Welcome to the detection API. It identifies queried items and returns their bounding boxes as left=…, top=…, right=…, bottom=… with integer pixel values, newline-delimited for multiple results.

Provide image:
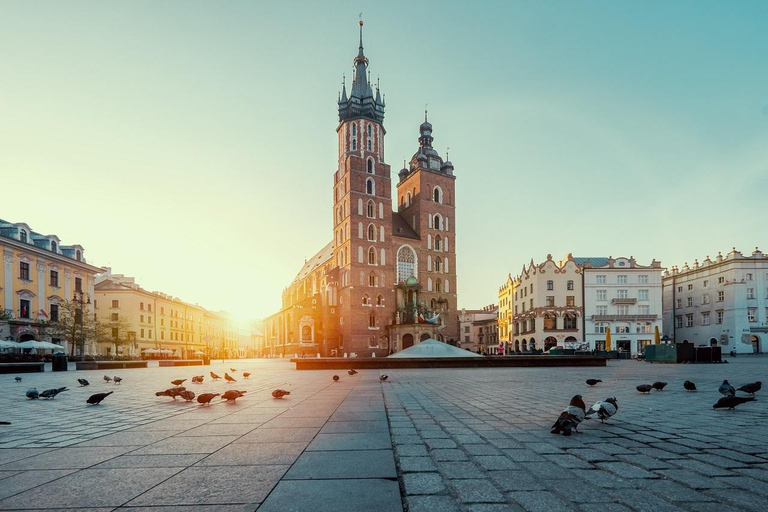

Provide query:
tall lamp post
left=72, top=290, right=91, bottom=361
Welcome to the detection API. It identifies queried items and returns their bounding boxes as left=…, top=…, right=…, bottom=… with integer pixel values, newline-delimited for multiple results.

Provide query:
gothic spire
left=338, top=19, right=385, bottom=124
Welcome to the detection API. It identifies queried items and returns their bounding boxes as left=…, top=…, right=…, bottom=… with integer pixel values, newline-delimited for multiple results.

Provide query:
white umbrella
left=0, top=340, right=17, bottom=349
left=143, top=348, right=159, bottom=354
left=34, top=341, right=65, bottom=350
left=15, top=340, right=63, bottom=350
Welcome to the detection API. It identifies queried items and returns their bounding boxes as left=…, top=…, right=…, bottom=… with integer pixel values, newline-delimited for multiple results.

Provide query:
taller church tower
left=332, top=21, right=395, bottom=356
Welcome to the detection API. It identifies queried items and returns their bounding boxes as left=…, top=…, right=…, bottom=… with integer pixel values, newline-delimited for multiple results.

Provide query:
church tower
left=332, top=21, right=394, bottom=356
left=396, top=113, right=459, bottom=344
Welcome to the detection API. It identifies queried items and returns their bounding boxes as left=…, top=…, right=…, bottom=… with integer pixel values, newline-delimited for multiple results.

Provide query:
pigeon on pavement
left=155, top=386, right=186, bottom=400
left=26, top=388, right=39, bottom=399
left=113, top=376, right=122, bottom=384
left=40, top=387, right=68, bottom=399
left=221, top=390, right=246, bottom=402
left=736, top=381, right=762, bottom=395
left=197, top=393, right=220, bottom=405
left=15, top=377, right=22, bottom=383
left=713, top=396, right=756, bottom=410
left=333, top=375, right=340, bottom=381
left=224, top=373, right=237, bottom=383
left=243, top=372, right=251, bottom=379
left=636, top=384, right=653, bottom=394
left=191, top=375, right=204, bottom=384
left=179, top=390, right=195, bottom=402
left=684, top=380, right=697, bottom=391
left=551, top=394, right=587, bottom=436
left=652, top=381, right=668, bottom=391
left=210, top=372, right=222, bottom=380
left=719, top=380, right=736, bottom=396
left=230, top=368, right=237, bottom=372
left=170, top=379, right=186, bottom=386
left=272, top=389, right=291, bottom=399
left=348, top=369, right=358, bottom=376
left=380, top=374, right=389, bottom=381
left=87, top=391, right=113, bottom=405
left=103, top=375, right=112, bottom=383
left=586, top=379, right=602, bottom=386
left=77, top=378, right=89, bottom=387
left=586, top=397, right=619, bottom=423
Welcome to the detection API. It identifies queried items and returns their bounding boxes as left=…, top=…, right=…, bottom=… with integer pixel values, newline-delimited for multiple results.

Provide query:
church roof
left=571, top=257, right=610, bottom=267
left=391, top=213, right=420, bottom=240
left=291, top=240, right=335, bottom=285
left=389, top=338, right=482, bottom=358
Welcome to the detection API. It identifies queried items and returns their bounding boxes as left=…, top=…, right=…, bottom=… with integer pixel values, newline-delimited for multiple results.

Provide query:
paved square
left=1, top=357, right=767, bottom=511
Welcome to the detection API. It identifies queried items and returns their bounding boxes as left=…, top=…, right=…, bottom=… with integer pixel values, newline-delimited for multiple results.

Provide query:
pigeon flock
left=549, top=375, right=762, bottom=437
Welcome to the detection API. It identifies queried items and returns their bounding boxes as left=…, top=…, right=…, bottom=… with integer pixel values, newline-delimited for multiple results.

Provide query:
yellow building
left=1, top=218, right=101, bottom=355
left=498, top=274, right=515, bottom=352
left=94, top=268, right=214, bottom=358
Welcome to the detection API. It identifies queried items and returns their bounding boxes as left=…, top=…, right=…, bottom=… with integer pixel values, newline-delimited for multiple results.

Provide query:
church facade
left=263, top=22, right=459, bottom=357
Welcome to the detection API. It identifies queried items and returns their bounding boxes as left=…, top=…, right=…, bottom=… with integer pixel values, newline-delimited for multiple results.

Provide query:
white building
left=662, top=247, right=768, bottom=354
left=510, top=254, right=590, bottom=353
left=458, top=305, right=497, bottom=353
left=583, top=257, right=664, bottom=356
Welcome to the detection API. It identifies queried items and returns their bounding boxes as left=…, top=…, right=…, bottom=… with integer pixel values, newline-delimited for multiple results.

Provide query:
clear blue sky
left=2, top=1, right=767, bottom=321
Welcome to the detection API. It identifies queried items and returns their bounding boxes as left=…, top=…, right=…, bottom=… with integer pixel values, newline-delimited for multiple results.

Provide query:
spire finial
left=425, top=104, right=428, bottom=122
left=358, top=14, right=364, bottom=51
left=446, top=147, right=450, bottom=160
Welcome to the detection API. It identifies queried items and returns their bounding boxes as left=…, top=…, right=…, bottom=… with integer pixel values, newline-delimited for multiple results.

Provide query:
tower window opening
left=367, top=158, right=374, bottom=173
left=366, top=178, right=375, bottom=195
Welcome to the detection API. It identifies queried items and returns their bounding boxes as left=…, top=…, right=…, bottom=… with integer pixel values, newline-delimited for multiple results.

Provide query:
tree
left=45, top=300, right=98, bottom=357
left=96, top=314, right=134, bottom=356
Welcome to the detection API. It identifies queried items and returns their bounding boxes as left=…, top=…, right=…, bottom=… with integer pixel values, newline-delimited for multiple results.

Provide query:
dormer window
left=20, top=229, right=27, bottom=243
left=76, top=250, right=82, bottom=261
left=51, top=241, right=57, bottom=253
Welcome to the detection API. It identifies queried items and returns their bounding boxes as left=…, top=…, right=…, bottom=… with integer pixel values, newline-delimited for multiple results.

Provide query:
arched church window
left=367, top=139, right=372, bottom=151
left=362, top=294, right=370, bottom=306
left=433, top=186, right=443, bottom=204
left=376, top=294, right=383, bottom=306
left=434, top=214, right=442, bottom=230
left=369, top=311, right=377, bottom=328
left=367, top=224, right=376, bottom=241
left=435, top=257, right=442, bottom=272
left=434, top=235, right=442, bottom=251
left=435, top=279, right=442, bottom=293
left=367, top=124, right=372, bottom=138
left=368, top=247, right=377, bottom=265
left=366, top=200, right=375, bottom=218
left=406, top=192, right=412, bottom=207
left=352, top=124, right=357, bottom=136
left=369, top=272, right=377, bottom=287
left=366, top=178, right=375, bottom=196
left=396, top=245, right=417, bottom=283
left=367, top=158, right=374, bottom=174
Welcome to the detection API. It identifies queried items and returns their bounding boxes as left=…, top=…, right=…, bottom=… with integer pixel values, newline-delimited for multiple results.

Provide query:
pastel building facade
left=662, top=248, right=768, bottom=354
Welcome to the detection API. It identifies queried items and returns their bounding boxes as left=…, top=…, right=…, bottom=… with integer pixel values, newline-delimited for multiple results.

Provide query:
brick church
left=264, top=22, right=459, bottom=357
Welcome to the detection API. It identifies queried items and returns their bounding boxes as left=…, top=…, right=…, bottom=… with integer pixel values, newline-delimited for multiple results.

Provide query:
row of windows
left=592, top=322, right=655, bottom=334
left=595, top=289, right=651, bottom=301
left=349, top=122, right=375, bottom=153
left=546, top=280, right=575, bottom=291
left=16, top=264, right=81, bottom=292
left=594, top=305, right=652, bottom=315
left=594, top=274, right=649, bottom=285
left=401, top=186, right=448, bottom=208
left=676, top=273, right=768, bottom=293
left=676, top=308, right=768, bottom=327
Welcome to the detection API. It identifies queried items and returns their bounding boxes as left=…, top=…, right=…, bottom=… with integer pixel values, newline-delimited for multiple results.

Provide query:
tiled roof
left=291, top=240, right=335, bottom=285
left=392, top=213, right=420, bottom=240
left=572, top=257, right=610, bottom=267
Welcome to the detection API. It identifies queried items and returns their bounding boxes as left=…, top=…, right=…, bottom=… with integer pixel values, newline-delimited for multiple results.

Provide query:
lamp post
left=72, top=291, right=90, bottom=361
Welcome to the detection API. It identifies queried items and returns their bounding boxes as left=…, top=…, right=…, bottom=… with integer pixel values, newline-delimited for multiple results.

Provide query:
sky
left=2, top=1, right=767, bottom=323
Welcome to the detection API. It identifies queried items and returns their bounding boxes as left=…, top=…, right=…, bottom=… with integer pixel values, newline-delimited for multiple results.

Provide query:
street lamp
left=72, top=291, right=91, bottom=361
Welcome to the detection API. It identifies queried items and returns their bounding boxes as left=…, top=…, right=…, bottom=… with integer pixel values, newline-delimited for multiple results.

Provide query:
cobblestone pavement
left=0, top=357, right=766, bottom=511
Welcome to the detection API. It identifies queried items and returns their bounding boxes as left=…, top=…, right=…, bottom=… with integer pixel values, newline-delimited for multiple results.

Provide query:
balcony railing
left=611, top=298, right=637, bottom=305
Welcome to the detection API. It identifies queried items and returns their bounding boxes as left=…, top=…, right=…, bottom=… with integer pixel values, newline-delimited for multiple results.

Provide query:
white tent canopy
left=15, top=340, right=65, bottom=350
left=142, top=348, right=160, bottom=354
left=0, top=340, right=17, bottom=349
left=389, top=338, right=483, bottom=358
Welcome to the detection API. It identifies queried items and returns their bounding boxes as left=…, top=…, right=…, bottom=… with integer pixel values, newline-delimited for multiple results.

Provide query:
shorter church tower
left=396, top=113, right=458, bottom=344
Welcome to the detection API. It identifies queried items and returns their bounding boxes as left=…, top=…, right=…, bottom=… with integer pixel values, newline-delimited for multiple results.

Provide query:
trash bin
left=52, top=352, right=68, bottom=372
left=203, top=356, right=211, bottom=365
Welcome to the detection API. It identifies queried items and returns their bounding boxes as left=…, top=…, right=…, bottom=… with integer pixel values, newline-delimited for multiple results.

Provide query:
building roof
left=571, top=257, right=610, bottom=267
left=391, top=213, right=420, bottom=240
left=389, top=338, right=482, bottom=358
left=291, top=240, right=335, bottom=285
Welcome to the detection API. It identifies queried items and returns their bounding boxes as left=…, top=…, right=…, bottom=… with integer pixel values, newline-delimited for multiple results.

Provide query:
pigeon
left=652, top=381, right=668, bottom=391
left=0, top=422, right=10, bottom=425
left=77, top=378, right=90, bottom=387
left=191, top=375, right=204, bottom=384
left=224, top=373, right=237, bottom=383
left=230, top=368, right=238, bottom=372
left=113, top=376, right=122, bottom=384
left=586, top=379, right=602, bottom=386
left=210, top=371, right=222, bottom=380
left=551, top=394, right=587, bottom=436
left=586, top=397, right=619, bottom=423
left=87, top=391, right=113, bottom=405
left=272, top=389, right=291, bottom=399
left=243, top=372, right=251, bottom=379
left=713, top=396, right=756, bottom=410
left=683, top=380, right=697, bottom=391
left=103, top=375, right=112, bottom=383
left=197, top=393, right=220, bottom=405
left=170, top=379, right=186, bottom=386
left=179, top=390, right=196, bottom=402
left=221, top=390, right=246, bottom=402
left=719, top=380, right=736, bottom=396
left=155, top=386, right=187, bottom=399
left=26, top=388, right=39, bottom=399
left=40, top=387, right=68, bottom=399
left=380, top=374, right=389, bottom=381
left=348, top=369, right=358, bottom=376
left=15, top=377, right=22, bottom=382
left=736, top=381, right=762, bottom=395
left=636, top=384, right=653, bottom=394
left=333, top=375, right=340, bottom=382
